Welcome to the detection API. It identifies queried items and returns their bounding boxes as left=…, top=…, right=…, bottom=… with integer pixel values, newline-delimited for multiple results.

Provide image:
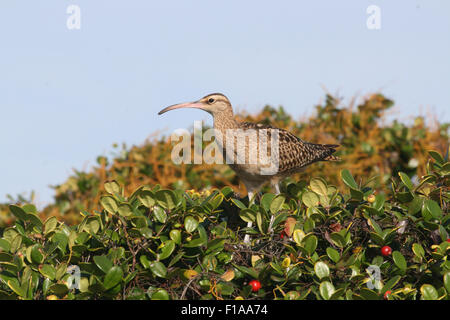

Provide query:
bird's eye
left=208, top=98, right=215, bottom=104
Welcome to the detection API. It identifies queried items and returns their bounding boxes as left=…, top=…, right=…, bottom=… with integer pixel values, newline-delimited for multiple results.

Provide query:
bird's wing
left=239, top=121, right=339, bottom=174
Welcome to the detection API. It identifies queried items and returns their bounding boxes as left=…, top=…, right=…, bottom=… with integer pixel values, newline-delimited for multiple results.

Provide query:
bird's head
left=158, top=93, right=233, bottom=117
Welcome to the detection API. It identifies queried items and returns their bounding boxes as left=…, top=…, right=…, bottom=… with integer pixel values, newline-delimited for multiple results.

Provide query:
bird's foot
left=243, top=234, right=251, bottom=245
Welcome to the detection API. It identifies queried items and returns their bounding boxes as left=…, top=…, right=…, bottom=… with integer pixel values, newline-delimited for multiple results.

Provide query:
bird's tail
left=323, top=153, right=341, bottom=161
left=322, top=144, right=341, bottom=161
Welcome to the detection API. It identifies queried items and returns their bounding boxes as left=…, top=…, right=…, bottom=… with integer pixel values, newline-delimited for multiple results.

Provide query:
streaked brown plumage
left=158, top=93, right=340, bottom=243
left=238, top=121, right=340, bottom=175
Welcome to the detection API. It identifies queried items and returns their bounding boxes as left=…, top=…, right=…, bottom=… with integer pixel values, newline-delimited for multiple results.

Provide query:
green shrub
left=0, top=150, right=448, bottom=300
left=2, top=93, right=445, bottom=227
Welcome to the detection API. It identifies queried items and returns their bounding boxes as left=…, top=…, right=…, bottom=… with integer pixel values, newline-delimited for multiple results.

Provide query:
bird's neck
left=212, top=110, right=238, bottom=163
left=213, top=110, right=238, bottom=131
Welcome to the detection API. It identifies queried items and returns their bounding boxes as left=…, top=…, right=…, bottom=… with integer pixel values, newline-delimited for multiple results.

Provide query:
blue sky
left=0, top=0, right=449, bottom=206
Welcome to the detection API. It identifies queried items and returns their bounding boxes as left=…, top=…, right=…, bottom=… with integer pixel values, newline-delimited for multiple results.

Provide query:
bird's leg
left=243, top=191, right=255, bottom=245
left=274, top=183, right=281, bottom=195
left=268, top=183, right=280, bottom=233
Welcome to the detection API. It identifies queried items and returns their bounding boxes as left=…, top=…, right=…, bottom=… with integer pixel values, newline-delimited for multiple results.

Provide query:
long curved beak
left=158, top=101, right=205, bottom=115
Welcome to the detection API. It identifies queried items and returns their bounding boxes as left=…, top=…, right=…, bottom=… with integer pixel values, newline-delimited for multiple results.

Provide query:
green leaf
left=341, top=169, right=359, bottom=190
left=79, top=278, right=90, bottom=293
left=153, top=206, right=167, bottom=223
left=329, top=288, right=345, bottom=300
left=293, top=229, right=306, bottom=245
left=304, top=235, right=318, bottom=255
left=398, top=172, right=413, bottom=190
left=158, top=240, right=175, bottom=260
left=349, top=188, right=364, bottom=201
left=184, top=216, right=199, bottom=233
left=7, top=279, right=26, bottom=298
left=169, top=229, right=181, bottom=245
left=30, top=244, right=44, bottom=264
left=9, top=205, right=27, bottom=221
left=270, top=195, right=285, bottom=214
left=231, top=198, right=247, bottom=210
left=52, top=232, right=68, bottom=254
left=444, top=272, right=450, bottom=293
left=39, top=264, right=56, bottom=281
left=319, top=281, right=335, bottom=300
left=310, top=178, right=328, bottom=196
left=423, top=199, right=442, bottom=219
left=138, top=190, right=156, bottom=208
left=84, top=217, right=100, bottom=234
left=118, top=204, right=133, bottom=217
left=372, top=194, right=385, bottom=211
left=392, top=251, right=407, bottom=272
left=359, top=288, right=380, bottom=300
left=412, top=243, right=425, bottom=260
left=151, top=288, right=170, bottom=300
left=239, top=209, right=255, bottom=223
left=232, top=264, right=258, bottom=279
left=26, top=213, right=42, bottom=228
left=139, top=227, right=153, bottom=238
left=183, top=225, right=207, bottom=248
left=260, top=193, right=275, bottom=212
left=256, top=211, right=264, bottom=234
left=43, top=217, right=58, bottom=235
left=441, top=162, right=450, bottom=175
left=0, top=252, right=13, bottom=262
left=420, top=284, right=438, bottom=300
left=0, top=239, right=11, bottom=252
left=270, top=262, right=283, bottom=276
left=55, top=263, right=68, bottom=281
left=104, top=266, right=123, bottom=290
left=140, top=255, right=151, bottom=269
left=206, top=239, right=225, bottom=255
left=438, top=225, right=448, bottom=242
left=150, top=261, right=167, bottom=278
left=49, top=283, right=69, bottom=296
left=22, top=204, right=37, bottom=214
left=220, top=186, right=234, bottom=198
left=93, top=255, right=113, bottom=274
left=326, top=247, right=340, bottom=263
left=330, top=232, right=346, bottom=248
left=100, top=196, right=118, bottom=215
left=104, top=180, right=121, bottom=195
left=314, top=261, right=330, bottom=280
left=396, top=192, right=414, bottom=203
left=367, top=218, right=383, bottom=235
left=131, top=216, right=147, bottom=228
left=381, top=275, right=401, bottom=294
left=302, top=191, right=319, bottom=208
left=408, top=196, right=423, bottom=215
left=9, top=234, right=22, bottom=253
left=168, top=251, right=184, bottom=267
left=155, top=190, right=177, bottom=210
left=428, top=150, right=444, bottom=164
left=208, top=193, right=224, bottom=210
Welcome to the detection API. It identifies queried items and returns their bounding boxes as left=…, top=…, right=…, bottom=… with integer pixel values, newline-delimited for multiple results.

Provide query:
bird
left=158, top=93, right=340, bottom=244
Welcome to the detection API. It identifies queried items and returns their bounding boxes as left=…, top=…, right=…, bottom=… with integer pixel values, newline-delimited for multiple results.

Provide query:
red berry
left=384, top=290, right=392, bottom=300
left=280, top=232, right=285, bottom=239
left=249, top=280, right=261, bottom=292
left=381, top=246, right=392, bottom=256
left=446, top=239, right=450, bottom=243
